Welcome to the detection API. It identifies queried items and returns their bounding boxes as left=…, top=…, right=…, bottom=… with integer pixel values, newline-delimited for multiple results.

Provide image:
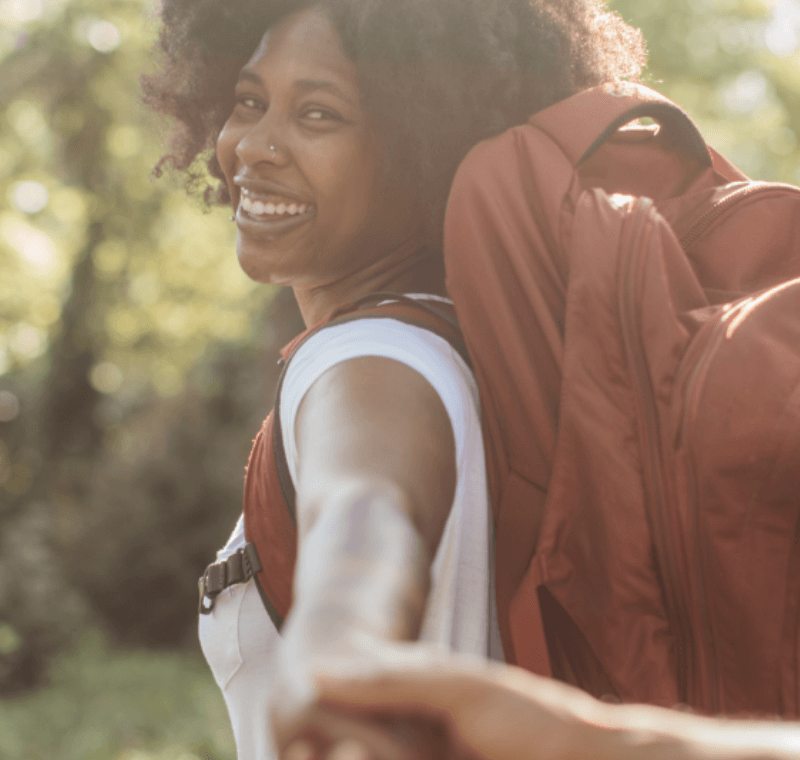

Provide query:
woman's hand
left=278, top=703, right=454, bottom=760
left=272, top=600, right=459, bottom=760
left=271, top=355, right=459, bottom=759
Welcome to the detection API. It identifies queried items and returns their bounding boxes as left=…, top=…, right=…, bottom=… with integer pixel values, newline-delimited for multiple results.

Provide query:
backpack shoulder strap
left=245, top=294, right=467, bottom=628
left=529, top=83, right=712, bottom=169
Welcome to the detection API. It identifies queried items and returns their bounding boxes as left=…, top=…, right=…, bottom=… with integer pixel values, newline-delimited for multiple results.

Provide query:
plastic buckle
left=198, top=572, right=216, bottom=615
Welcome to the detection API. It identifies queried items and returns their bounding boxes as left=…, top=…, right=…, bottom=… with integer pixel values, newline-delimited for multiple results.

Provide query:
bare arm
left=294, top=355, right=456, bottom=551
left=271, top=355, right=457, bottom=755
left=318, top=656, right=800, bottom=760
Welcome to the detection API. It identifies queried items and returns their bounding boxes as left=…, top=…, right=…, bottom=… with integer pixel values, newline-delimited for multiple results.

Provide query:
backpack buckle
left=198, top=561, right=225, bottom=614
left=198, top=543, right=263, bottom=615
left=198, top=577, right=215, bottom=614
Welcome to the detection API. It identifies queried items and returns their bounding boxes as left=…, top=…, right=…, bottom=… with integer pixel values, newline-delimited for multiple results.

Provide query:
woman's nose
left=235, top=112, right=289, bottom=168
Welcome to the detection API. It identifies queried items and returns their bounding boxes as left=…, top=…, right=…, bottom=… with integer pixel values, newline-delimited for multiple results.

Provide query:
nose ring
left=269, top=144, right=277, bottom=160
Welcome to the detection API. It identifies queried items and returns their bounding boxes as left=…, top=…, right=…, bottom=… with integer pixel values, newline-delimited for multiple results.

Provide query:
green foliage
left=0, top=0, right=260, bottom=383
left=0, top=0, right=298, bottom=690
left=0, top=629, right=235, bottom=760
left=58, top=291, right=301, bottom=648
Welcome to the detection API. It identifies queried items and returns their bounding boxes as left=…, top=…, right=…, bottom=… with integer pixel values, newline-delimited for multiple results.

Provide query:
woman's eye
left=302, top=107, right=340, bottom=123
left=235, top=95, right=264, bottom=111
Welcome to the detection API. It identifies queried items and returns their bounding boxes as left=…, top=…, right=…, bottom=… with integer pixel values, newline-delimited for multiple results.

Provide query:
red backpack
left=444, top=82, right=800, bottom=715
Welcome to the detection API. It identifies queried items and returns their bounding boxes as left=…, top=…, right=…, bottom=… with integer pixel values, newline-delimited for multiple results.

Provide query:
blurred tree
left=0, top=0, right=299, bottom=691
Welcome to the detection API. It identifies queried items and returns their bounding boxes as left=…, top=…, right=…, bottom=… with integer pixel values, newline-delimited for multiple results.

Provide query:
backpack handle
left=529, top=83, right=712, bottom=168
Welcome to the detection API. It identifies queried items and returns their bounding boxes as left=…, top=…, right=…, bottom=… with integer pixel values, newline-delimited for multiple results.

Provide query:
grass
left=0, top=630, right=236, bottom=760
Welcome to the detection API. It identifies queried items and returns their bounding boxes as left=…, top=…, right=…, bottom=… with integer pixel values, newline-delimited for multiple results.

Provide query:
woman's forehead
left=244, top=7, right=357, bottom=88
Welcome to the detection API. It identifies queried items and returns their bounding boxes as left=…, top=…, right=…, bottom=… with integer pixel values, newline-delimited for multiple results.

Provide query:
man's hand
left=317, top=651, right=800, bottom=760
left=315, top=654, right=591, bottom=760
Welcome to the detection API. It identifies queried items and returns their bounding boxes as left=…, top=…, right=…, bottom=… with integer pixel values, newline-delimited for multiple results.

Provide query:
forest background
left=1, top=0, right=799, bottom=758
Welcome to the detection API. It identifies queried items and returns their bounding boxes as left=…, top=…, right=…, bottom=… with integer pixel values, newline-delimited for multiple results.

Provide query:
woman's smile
left=235, top=180, right=317, bottom=240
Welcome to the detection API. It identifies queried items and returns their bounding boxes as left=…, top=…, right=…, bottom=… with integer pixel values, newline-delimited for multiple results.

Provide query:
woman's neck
left=292, top=243, right=447, bottom=327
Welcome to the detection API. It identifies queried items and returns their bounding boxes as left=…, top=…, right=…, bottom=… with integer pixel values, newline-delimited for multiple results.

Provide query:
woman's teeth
left=240, top=196, right=310, bottom=217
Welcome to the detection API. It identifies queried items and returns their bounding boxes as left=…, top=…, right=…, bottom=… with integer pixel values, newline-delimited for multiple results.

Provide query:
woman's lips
left=240, top=193, right=312, bottom=218
left=235, top=190, right=316, bottom=239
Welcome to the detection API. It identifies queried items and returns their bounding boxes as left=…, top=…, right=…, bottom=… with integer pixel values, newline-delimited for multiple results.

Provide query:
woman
left=143, top=1, right=643, bottom=758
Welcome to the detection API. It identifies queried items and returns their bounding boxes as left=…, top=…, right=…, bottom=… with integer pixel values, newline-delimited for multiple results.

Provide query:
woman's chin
left=236, top=246, right=287, bottom=285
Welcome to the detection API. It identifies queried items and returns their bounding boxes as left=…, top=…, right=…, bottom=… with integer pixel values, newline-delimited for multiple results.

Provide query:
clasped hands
left=270, top=603, right=462, bottom=760
left=269, top=605, right=598, bottom=760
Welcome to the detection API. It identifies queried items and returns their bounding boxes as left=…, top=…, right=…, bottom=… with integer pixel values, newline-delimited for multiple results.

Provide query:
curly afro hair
left=142, top=0, right=645, bottom=240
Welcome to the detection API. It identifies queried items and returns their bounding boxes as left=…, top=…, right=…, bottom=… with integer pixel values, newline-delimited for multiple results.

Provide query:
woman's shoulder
left=284, top=310, right=475, bottom=404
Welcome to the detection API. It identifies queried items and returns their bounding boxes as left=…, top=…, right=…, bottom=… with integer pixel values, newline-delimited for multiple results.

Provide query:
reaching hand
left=314, top=654, right=596, bottom=760
left=315, top=651, right=800, bottom=760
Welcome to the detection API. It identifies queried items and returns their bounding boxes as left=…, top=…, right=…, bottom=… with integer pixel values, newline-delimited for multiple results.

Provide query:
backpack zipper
left=675, top=297, right=758, bottom=712
left=680, top=182, right=800, bottom=250
left=618, top=198, right=697, bottom=705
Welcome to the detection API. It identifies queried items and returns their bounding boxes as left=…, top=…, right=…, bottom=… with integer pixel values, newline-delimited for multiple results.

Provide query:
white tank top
left=199, top=309, right=502, bottom=760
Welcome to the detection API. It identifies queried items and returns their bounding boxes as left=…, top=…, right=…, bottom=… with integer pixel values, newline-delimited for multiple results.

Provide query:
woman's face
left=217, top=7, right=421, bottom=287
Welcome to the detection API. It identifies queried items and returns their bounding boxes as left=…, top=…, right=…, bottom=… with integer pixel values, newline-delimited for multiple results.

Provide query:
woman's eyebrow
left=235, top=69, right=359, bottom=109
left=237, top=68, right=355, bottom=99
left=237, top=68, right=262, bottom=86
left=294, top=78, right=358, bottom=106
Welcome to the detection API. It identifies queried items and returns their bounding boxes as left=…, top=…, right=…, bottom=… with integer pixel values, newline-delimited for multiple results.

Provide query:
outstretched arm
left=271, top=355, right=457, bottom=758
left=318, top=654, right=800, bottom=760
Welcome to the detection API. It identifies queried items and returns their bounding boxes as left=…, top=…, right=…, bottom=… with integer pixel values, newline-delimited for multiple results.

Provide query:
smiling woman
left=141, top=2, right=645, bottom=760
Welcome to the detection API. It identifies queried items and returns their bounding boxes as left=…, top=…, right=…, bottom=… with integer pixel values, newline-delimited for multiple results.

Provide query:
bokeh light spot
left=11, top=180, right=48, bottom=213
left=50, top=187, right=86, bottom=223
left=30, top=294, right=61, bottom=326
left=154, top=362, right=183, bottom=397
left=767, top=125, right=798, bottom=155
left=92, top=239, right=128, bottom=275
left=107, top=125, right=143, bottom=158
left=1, top=216, right=58, bottom=271
left=765, top=0, right=800, bottom=57
left=8, top=323, right=46, bottom=359
left=722, top=71, right=769, bottom=115
left=0, top=390, right=21, bottom=422
left=7, top=100, right=48, bottom=144
left=107, top=310, right=145, bottom=345
left=128, top=271, right=161, bottom=306
left=0, top=0, right=44, bottom=26
left=89, top=362, right=124, bottom=394
left=87, top=19, right=120, bottom=53
left=0, top=624, right=22, bottom=655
